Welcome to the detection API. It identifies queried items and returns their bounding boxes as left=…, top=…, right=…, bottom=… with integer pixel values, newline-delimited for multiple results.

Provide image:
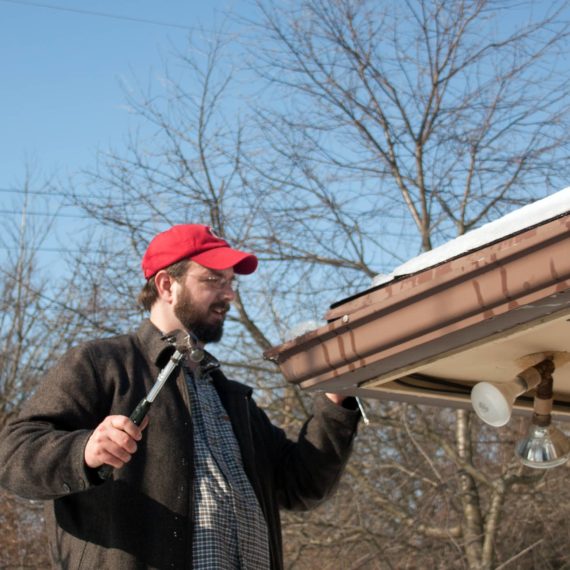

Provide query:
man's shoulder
left=66, top=321, right=152, bottom=362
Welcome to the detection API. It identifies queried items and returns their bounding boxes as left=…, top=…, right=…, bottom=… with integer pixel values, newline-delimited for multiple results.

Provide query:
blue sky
left=0, top=0, right=252, bottom=267
left=0, top=1, right=242, bottom=173
left=1, top=0, right=568, bottom=274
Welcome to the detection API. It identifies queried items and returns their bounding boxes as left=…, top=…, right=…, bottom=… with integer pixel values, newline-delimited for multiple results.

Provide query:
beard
left=173, top=284, right=228, bottom=344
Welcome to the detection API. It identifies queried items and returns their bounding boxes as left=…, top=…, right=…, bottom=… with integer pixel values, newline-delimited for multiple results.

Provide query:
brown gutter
left=264, top=214, right=570, bottom=393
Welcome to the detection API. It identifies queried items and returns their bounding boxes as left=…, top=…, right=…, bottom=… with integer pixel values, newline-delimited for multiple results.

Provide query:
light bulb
left=471, top=382, right=518, bottom=426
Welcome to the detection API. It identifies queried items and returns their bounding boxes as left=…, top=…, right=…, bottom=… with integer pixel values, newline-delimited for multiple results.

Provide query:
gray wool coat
left=0, top=320, right=360, bottom=569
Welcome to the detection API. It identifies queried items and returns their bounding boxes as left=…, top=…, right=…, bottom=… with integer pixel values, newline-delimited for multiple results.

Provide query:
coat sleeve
left=0, top=344, right=112, bottom=500
left=256, top=394, right=361, bottom=512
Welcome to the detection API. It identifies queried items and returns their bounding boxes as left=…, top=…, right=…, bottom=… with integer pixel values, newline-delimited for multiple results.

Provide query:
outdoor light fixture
left=471, top=352, right=570, bottom=469
left=514, top=356, right=570, bottom=469
left=471, top=366, right=541, bottom=427
left=515, top=423, right=570, bottom=469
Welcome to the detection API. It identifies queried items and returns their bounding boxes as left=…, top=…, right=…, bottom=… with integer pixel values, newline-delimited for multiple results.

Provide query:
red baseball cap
left=141, top=224, right=258, bottom=279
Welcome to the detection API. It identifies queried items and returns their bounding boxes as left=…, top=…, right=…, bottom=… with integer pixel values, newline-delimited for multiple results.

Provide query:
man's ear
left=154, top=270, right=177, bottom=302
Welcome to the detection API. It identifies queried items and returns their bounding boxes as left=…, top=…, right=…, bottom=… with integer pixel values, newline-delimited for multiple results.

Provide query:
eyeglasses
left=191, top=273, right=239, bottom=292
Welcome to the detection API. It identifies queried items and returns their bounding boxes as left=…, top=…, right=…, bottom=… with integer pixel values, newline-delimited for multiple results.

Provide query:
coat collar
left=135, top=319, right=177, bottom=367
left=135, top=320, right=252, bottom=399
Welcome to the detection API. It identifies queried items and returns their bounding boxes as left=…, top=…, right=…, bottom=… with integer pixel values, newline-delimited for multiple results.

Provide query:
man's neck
left=149, top=308, right=183, bottom=337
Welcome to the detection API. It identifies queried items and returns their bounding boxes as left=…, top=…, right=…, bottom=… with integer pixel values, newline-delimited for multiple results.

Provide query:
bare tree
left=279, top=402, right=570, bottom=570
left=246, top=2, right=570, bottom=568
left=0, top=178, right=89, bottom=428
left=52, top=2, right=570, bottom=569
left=251, top=0, right=570, bottom=254
left=0, top=174, right=112, bottom=568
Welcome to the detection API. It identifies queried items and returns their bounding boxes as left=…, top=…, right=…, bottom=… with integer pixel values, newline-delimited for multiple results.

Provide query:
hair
left=137, top=258, right=191, bottom=311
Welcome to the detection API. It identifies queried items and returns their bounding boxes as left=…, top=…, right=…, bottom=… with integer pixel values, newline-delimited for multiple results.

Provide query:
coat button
left=63, top=483, right=71, bottom=493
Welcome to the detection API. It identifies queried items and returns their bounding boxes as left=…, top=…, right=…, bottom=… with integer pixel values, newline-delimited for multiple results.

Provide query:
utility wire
left=0, top=245, right=108, bottom=254
left=0, top=187, right=91, bottom=198
left=0, top=0, right=200, bottom=32
left=0, top=264, right=121, bottom=335
left=0, top=209, right=154, bottom=224
left=0, top=209, right=92, bottom=219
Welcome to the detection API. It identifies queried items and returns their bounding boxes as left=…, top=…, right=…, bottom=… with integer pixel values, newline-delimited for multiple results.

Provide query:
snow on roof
left=372, top=186, right=570, bottom=287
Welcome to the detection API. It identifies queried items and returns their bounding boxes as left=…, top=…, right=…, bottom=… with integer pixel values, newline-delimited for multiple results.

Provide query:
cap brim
left=192, top=247, right=258, bottom=275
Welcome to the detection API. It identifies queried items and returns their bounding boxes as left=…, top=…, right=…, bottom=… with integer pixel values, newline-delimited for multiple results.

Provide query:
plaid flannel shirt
left=184, top=363, right=270, bottom=569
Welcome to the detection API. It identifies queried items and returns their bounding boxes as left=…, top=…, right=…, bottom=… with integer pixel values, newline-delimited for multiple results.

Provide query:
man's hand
left=325, top=393, right=346, bottom=406
left=84, top=415, right=149, bottom=469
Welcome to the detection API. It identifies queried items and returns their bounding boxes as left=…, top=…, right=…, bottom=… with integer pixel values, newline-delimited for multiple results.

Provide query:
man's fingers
left=107, top=415, right=145, bottom=442
left=139, top=415, right=150, bottom=432
left=95, top=445, right=132, bottom=469
left=85, top=415, right=148, bottom=469
left=105, top=421, right=138, bottom=454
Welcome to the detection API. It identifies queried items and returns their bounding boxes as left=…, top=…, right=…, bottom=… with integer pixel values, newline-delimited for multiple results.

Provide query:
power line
left=0, top=186, right=91, bottom=199
left=0, top=208, right=152, bottom=224
left=0, top=0, right=199, bottom=32
left=0, top=264, right=121, bottom=335
left=0, top=245, right=105, bottom=254
left=0, top=209, right=92, bottom=219
left=0, top=187, right=64, bottom=197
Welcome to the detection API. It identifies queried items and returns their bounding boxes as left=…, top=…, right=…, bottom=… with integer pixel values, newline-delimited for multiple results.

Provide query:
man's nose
left=220, top=286, right=236, bottom=302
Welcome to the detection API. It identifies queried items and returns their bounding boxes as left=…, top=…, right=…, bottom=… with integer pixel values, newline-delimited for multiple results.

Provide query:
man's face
left=173, top=263, right=236, bottom=344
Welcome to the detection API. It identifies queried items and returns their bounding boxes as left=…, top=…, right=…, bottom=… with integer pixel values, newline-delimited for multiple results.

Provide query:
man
left=0, top=224, right=360, bottom=569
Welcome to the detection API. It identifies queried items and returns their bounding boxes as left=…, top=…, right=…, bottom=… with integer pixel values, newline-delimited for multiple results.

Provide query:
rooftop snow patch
left=372, top=187, right=570, bottom=287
